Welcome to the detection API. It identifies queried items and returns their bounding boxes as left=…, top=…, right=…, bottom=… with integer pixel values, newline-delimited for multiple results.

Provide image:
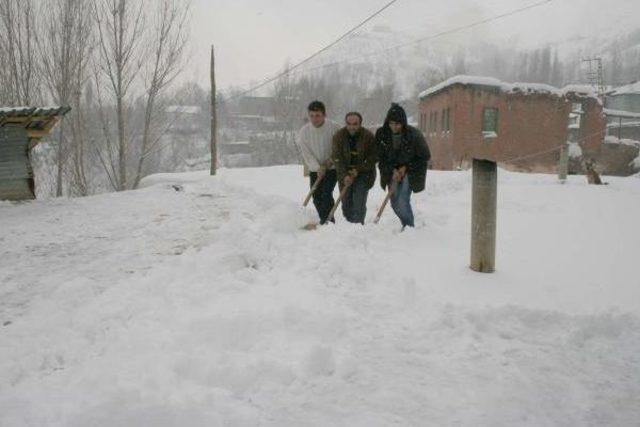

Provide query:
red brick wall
left=419, top=85, right=574, bottom=173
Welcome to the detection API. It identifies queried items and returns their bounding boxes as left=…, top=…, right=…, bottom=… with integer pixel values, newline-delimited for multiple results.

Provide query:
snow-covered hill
left=1, top=167, right=639, bottom=426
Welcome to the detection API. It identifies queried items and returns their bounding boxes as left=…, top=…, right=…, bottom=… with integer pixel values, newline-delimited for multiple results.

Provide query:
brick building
left=418, top=76, right=604, bottom=173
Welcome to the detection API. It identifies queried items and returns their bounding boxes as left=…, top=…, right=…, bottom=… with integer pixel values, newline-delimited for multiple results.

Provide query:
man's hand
left=392, top=168, right=402, bottom=182
left=398, top=165, right=407, bottom=178
left=348, top=168, right=358, bottom=178
left=344, top=175, right=354, bottom=186
left=318, top=165, right=327, bottom=177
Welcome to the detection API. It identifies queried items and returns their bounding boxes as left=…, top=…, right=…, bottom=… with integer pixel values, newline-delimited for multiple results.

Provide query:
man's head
left=345, top=112, right=363, bottom=136
left=389, top=121, right=403, bottom=135
left=307, top=100, right=326, bottom=128
left=386, top=103, right=407, bottom=134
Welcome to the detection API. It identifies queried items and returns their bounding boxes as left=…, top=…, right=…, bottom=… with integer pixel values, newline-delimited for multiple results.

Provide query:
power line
left=228, top=0, right=400, bottom=101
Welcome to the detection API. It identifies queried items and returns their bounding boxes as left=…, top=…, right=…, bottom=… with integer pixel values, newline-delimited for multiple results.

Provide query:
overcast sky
left=186, top=0, right=640, bottom=91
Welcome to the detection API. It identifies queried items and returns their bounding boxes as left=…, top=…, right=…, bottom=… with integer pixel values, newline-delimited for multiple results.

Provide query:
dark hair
left=345, top=111, right=363, bottom=124
left=385, top=103, right=407, bottom=127
left=307, top=100, right=326, bottom=115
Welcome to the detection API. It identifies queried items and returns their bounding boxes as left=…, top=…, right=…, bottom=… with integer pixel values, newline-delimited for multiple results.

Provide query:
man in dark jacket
left=332, top=112, right=377, bottom=224
left=376, top=103, right=431, bottom=229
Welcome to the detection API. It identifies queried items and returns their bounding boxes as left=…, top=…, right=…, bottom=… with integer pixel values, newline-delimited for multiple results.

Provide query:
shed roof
left=0, top=106, right=71, bottom=141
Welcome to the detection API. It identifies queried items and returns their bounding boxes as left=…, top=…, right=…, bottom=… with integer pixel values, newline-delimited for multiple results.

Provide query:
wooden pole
left=558, top=141, right=569, bottom=182
left=470, top=159, right=497, bottom=273
left=210, top=45, right=217, bottom=176
left=618, top=117, right=622, bottom=140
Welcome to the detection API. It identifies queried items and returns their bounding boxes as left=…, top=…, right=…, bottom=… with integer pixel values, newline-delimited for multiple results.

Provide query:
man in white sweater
left=297, top=100, right=341, bottom=224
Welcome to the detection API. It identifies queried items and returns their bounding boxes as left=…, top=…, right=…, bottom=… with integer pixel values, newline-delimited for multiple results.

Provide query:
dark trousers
left=309, top=169, right=337, bottom=224
left=341, top=175, right=369, bottom=224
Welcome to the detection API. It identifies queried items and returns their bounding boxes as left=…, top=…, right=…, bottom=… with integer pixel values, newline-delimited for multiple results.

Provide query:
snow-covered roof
left=0, top=106, right=71, bottom=141
left=0, top=106, right=70, bottom=116
left=0, top=106, right=29, bottom=113
left=419, top=75, right=563, bottom=99
left=603, top=108, right=640, bottom=119
left=608, top=81, right=640, bottom=96
left=561, top=84, right=600, bottom=98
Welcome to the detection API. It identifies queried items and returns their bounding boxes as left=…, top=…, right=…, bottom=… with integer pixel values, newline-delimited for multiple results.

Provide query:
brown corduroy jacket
left=331, top=127, right=378, bottom=189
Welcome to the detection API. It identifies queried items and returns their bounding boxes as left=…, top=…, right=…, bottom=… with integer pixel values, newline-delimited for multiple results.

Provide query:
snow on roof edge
left=418, top=75, right=566, bottom=99
left=608, top=81, right=640, bottom=96
left=604, top=108, right=640, bottom=119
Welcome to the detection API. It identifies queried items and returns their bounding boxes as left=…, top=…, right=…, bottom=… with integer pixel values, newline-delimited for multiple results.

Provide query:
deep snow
left=1, top=166, right=639, bottom=426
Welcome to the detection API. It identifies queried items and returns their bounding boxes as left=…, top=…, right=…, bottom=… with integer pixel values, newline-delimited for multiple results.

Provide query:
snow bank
left=419, top=75, right=563, bottom=99
left=2, top=167, right=640, bottom=426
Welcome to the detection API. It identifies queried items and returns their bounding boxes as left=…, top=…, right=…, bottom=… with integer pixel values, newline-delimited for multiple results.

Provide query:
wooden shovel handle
left=303, top=171, right=325, bottom=207
left=374, top=180, right=398, bottom=224
left=328, top=181, right=352, bottom=222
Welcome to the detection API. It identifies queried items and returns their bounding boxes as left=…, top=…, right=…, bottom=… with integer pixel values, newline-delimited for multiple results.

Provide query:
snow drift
left=1, top=166, right=639, bottom=426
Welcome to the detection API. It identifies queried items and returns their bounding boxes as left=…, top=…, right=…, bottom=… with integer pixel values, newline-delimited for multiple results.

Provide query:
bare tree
left=93, top=0, right=145, bottom=191
left=132, top=0, right=190, bottom=188
left=39, top=0, right=93, bottom=196
left=0, top=0, right=39, bottom=105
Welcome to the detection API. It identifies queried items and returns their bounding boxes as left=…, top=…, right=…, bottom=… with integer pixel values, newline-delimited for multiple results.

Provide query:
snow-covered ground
left=1, top=166, right=639, bottom=426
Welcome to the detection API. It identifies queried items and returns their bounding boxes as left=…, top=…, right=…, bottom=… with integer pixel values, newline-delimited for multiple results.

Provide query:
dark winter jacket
left=376, top=123, right=431, bottom=193
left=332, top=127, right=377, bottom=189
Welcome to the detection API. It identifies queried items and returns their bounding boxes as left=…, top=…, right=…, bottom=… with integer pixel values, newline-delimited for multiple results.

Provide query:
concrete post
left=470, top=159, right=497, bottom=273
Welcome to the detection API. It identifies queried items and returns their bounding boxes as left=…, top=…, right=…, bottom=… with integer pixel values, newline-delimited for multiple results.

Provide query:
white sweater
left=296, top=120, right=341, bottom=172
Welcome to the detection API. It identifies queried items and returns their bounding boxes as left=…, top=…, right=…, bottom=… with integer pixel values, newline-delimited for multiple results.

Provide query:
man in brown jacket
left=331, top=112, right=377, bottom=224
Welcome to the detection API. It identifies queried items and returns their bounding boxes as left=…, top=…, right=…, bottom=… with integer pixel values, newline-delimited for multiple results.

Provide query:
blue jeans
left=390, top=176, right=414, bottom=228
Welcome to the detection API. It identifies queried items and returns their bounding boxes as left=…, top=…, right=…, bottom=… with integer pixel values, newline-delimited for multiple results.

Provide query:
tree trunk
left=56, top=118, right=65, bottom=197
left=210, top=45, right=217, bottom=175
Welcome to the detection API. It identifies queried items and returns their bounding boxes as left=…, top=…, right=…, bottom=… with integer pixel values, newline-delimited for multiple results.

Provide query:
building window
left=443, top=108, right=451, bottom=131
left=483, top=108, right=498, bottom=137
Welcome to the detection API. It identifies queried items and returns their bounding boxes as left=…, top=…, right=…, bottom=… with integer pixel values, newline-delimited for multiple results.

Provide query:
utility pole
left=582, top=57, right=605, bottom=96
left=559, top=102, right=582, bottom=182
left=210, top=45, right=218, bottom=176
left=470, top=159, right=497, bottom=273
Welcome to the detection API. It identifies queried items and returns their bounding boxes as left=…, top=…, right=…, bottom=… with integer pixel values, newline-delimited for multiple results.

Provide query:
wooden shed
left=0, top=106, right=70, bottom=201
